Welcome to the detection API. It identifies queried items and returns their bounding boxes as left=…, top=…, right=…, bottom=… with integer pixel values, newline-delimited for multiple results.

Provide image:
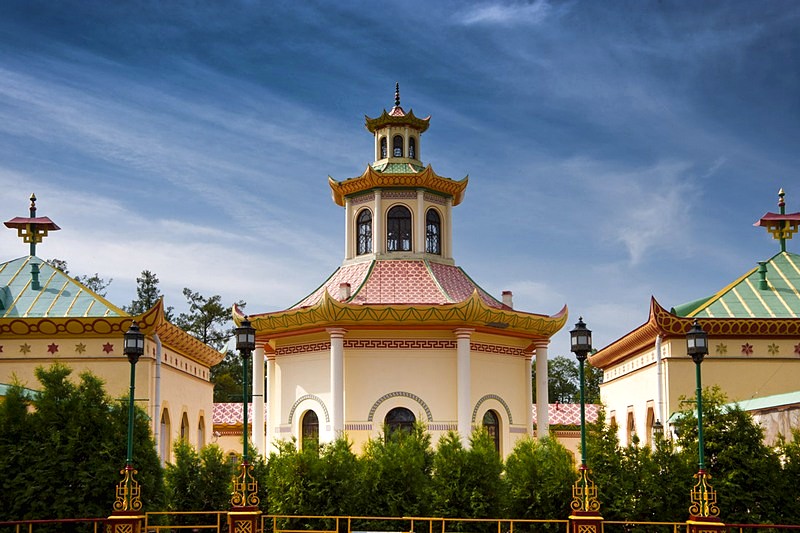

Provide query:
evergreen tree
left=126, top=270, right=174, bottom=319
left=532, top=355, right=602, bottom=403
left=175, top=289, right=242, bottom=350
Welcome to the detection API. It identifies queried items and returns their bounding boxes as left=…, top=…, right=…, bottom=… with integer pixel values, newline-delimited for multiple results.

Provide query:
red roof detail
left=291, top=261, right=372, bottom=309
left=754, top=212, right=800, bottom=226
left=213, top=402, right=266, bottom=425
left=389, top=105, right=406, bottom=117
left=428, top=262, right=503, bottom=308
left=352, top=260, right=446, bottom=304
left=532, top=403, right=601, bottom=426
left=4, top=216, right=60, bottom=231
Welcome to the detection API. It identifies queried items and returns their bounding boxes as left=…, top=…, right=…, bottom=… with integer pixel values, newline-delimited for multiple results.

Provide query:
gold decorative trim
left=329, top=165, right=468, bottom=207
left=237, top=291, right=567, bottom=339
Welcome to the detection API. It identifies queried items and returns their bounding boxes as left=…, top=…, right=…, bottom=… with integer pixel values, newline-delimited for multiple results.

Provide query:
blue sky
left=1, top=1, right=798, bottom=357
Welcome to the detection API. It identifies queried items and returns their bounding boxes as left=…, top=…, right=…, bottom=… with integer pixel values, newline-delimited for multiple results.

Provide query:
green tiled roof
left=673, top=252, right=800, bottom=318
left=0, top=256, right=125, bottom=318
left=371, top=162, right=424, bottom=174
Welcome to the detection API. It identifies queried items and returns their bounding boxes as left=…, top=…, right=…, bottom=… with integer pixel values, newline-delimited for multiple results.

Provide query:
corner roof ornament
left=4, top=193, right=60, bottom=257
left=754, top=188, right=800, bottom=253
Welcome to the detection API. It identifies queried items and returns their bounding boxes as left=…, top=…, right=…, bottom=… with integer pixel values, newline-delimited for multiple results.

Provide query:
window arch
left=198, top=416, right=206, bottom=448
left=301, top=410, right=319, bottom=451
left=408, top=137, right=416, bottom=159
left=180, top=413, right=190, bottom=442
left=393, top=135, right=403, bottom=157
left=385, top=407, right=415, bottom=435
left=425, top=209, right=441, bottom=254
left=387, top=206, right=412, bottom=251
left=482, top=410, right=500, bottom=453
left=380, top=137, right=387, bottom=159
left=160, top=409, right=171, bottom=464
left=357, top=209, right=373, bottom=255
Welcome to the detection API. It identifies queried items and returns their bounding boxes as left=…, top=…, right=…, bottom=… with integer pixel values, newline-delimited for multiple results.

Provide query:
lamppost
left=568, top=317, right=601, bottom=533
left=108, top=321, right=145, bottom=533
left=685, top=319, right=721, bottom=527
left=229, top=318, right=260, bottom=528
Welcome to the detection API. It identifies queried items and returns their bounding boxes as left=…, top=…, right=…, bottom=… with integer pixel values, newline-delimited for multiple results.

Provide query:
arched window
left=160, top=409, right=171, bottom=465
left=387, top=206, right=412, bottom=251
left=380, top=137, right=387, bottom=159
left=393, top=135, right=403, bottom=157
left=301, top=410, right=319, bottom=451
left=482, top=410, right=500, bottom=452
left=409, top=137, right=416, bottom=159
left=425, top=209, right=441, bottom=254
left=198, top=416, right=206, bottom=448
left=626, top=411, right=636, bottom=445
left=357, top=209, right=373, bottom=255
left=180, top=413, right=190, bottom=442
left=385, top=407, right=415, bottom=435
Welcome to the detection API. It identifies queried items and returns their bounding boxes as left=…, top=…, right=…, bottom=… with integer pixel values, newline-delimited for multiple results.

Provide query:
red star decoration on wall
left=47, top=343, right=59, bottom=354
left=741, top=343, right=753, bottom=356
left=102, top=343, right=114, bottom=354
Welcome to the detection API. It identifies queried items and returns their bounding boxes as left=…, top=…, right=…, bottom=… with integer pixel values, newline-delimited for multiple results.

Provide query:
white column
left=344, top=197, right=352, bottom=260
left=252, top=343, right=266, bottom=455
left=455, top=328, right=474, bottom=446
left=373, top=190, right=382, bottom=255
left=328, top=328, right=346, bottom=440
left=534, top=341, right=549, bottom=438
left=445, top=198, right=453, bottom=259
left=525, top=354, right=534, bottom=437
left=416, top=189, right=425, bottom=253
left=265, top=354, right=276, bottom=452
left=374, top=132, right=379, bottom=161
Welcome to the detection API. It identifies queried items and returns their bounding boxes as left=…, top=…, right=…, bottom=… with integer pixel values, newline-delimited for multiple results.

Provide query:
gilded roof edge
left=364, top=109, right=431, bottom=133
left=235, top=291, right=568, bottom=339
left=329, top=165, right=468, bottom=207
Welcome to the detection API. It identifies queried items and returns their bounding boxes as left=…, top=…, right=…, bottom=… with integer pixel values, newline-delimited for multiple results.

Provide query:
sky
left=1, top=1, right=799, bottom=358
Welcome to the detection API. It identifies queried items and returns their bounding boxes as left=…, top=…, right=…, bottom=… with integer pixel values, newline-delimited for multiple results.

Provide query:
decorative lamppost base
left=228, top=507, right=262, bottom=533
left=569, top=511, right=604, bottom=533
left=687, top=516, right=725, bottom=533
left=105, top=511, right=145, bottom=533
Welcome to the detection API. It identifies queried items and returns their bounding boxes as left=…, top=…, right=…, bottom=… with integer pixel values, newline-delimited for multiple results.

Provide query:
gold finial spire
left=394, top=82, right=400, bottom=107
left=754, top=188, right=800, bottom=253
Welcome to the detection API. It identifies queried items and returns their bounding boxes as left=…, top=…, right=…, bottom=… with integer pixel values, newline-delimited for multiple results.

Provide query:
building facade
left=237, top=86, right=568, bottom=458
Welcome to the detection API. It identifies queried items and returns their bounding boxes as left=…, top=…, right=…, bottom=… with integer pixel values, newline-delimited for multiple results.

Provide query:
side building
left=590, top=189, right=800, bottom=446
left=235, top=86, right=568, bottom=458
left=1, top=195, right=224, bottom=463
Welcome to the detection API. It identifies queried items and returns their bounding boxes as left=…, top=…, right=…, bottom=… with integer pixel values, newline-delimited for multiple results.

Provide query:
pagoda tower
left=238, top=86, right=567, bottom=456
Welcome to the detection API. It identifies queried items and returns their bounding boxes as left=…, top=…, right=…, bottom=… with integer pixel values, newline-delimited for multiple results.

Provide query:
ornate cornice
left=364, top=109, right=431, bottom=133
left=589, top=296, right=800, bottom=369
left=328, top=165, right=468, bottom=207
left=236, top=291, right=567, bottom=340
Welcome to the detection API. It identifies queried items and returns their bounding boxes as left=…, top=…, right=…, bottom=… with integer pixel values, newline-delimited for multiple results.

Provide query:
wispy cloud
left=455, top=0, right=552, bottom=26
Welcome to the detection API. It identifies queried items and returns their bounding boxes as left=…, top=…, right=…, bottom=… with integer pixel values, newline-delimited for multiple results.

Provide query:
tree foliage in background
left=126, top=270, right=174, bottom=320
left=46, top=258, right=113, bottom=296
left=175, top=289, right=242, bottom=350
left=164, top=441, right=233, bottom=523
left=0, top=364, right=163, bottom=520
left=532, top=355, right=602, bottom=404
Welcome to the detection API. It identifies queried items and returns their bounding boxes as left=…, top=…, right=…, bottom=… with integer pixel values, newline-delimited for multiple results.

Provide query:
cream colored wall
left=0, top=335, right=216, bottom=465
left=601, top=336, right=800, bottom=446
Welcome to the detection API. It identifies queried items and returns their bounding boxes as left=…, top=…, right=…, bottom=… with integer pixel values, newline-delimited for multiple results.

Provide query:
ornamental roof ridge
left=328, top=164, right=468, bottom=207
left=364, top=108, right=431, bottom=134
left=235, top=288, right=568, bottom=339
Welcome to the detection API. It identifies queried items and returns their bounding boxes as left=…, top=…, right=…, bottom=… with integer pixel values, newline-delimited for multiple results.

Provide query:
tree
left=175, top=289, right=243, bottom=350
left=0, top=364, right=163, bottom=519
left=164, top=441, right=233, bottom=522
left=211, top=351, right=245, bottom=402
left=45, top=258, right=113, bottom=296
left=673, top=386, right=784, bottom=523
left=504, top=436, right=575, bottom=523
left=126, top=270, right=174, bottom=319
left=532, top=355, right=602, bottom=403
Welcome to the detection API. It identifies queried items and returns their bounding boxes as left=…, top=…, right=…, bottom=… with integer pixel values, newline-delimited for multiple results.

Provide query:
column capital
left=533, top=340, right=550, bottom=351
left=326, top=328, right=347, bottom=338
left=453, top=328, right=475, bottom=339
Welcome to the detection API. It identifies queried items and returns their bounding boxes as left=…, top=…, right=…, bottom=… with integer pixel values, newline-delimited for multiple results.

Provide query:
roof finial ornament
left=754, top=188, right=800, bottom=253
left=4, top=193, right=61, bottom=257
left=394, top=82, right=400, bottom=108
left=30, top=193, right=37, bottom=217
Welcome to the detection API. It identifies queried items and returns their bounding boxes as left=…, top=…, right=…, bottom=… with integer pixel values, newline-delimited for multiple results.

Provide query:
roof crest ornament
left=754, top=188, right=800, bottom=253
left=395, top=82, right=400, bottom=108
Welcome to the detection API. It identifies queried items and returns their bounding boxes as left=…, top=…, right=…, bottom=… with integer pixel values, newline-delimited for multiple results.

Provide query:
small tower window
left=385, top=407, right=415, bottom=436
left=482, top=410, right=500, bottom=453
left=380, top=137, right=387, bottom=159
left=425, top=209, right=441, bottom=254
left=409, top=137, right=416, bottom=159
left=301, top=410, right=319, bottom=451
left=387, top=205, right=412, bottom=252
left=357, top=209, right=373, bottom=255
left=393, top=135, right=403, bottom=157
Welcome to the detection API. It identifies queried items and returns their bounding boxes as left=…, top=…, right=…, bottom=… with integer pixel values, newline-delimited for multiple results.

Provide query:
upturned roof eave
left=329, top=165, right=468, bottom=207
left=235, top=292, right=568, bottom=340
left=364, top=109, right=431, bottom=133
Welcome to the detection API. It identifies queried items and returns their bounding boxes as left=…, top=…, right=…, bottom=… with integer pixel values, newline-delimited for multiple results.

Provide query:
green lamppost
left=568, top=317, right=601, bottom=533
left=685, top=319, right=721, bottom=528
left=230, top=318, right=260, bottom=518
left=108, top=321, right=145, bottom=533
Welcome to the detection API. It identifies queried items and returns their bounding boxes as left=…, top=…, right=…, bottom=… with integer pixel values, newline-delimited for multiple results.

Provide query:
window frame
left=387, top=205, right=412, bottom=252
